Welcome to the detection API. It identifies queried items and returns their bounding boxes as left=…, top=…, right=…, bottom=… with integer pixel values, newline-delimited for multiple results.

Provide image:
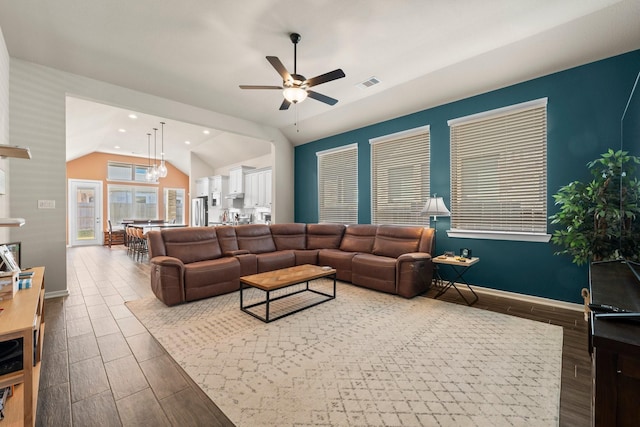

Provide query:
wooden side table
left=432, top=255, right=479, bottom=305
left=0, top=266, right=45, bottom=426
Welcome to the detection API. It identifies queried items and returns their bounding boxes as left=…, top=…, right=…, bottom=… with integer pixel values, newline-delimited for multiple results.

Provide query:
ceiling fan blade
left=305, top=69, right=346, bottom=88
left=239, top=85, right=283, bottom=90
left=307, top=90, right=339, bottom=106
left=279, top=99, right=291, bottom=110
left=266, top=56, right=292, bottom=82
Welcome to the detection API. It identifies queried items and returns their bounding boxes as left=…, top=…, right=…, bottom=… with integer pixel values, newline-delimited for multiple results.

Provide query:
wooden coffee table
left=240, top=264, right=337, bottom=323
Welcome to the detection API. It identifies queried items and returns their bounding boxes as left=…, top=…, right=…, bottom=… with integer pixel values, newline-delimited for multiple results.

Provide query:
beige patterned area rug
left=126, top=280, right=562, bottom=427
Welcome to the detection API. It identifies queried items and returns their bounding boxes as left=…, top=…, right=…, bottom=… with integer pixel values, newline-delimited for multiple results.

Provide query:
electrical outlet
left=37, top=200, right=56, bottom=209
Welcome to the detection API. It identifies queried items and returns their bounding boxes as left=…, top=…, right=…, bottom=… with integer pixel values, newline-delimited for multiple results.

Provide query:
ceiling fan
left=239, top=32, right=346, bottom=110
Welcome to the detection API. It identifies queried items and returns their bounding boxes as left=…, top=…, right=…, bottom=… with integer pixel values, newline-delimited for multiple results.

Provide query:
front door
left=69, top=179, right=103, bottom=246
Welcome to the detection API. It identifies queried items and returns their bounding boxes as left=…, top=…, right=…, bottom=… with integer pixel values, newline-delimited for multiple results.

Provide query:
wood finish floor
left=35, top=245, right=591, bottom=426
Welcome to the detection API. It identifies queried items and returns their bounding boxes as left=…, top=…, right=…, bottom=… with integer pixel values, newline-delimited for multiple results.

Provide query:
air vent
left=356, top=77, right=381, bottom=90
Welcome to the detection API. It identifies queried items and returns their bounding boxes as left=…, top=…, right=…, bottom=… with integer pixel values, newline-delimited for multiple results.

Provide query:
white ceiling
left=1, top=0, right=639, bottom=172
left=64, top=96, right=272, bottom=173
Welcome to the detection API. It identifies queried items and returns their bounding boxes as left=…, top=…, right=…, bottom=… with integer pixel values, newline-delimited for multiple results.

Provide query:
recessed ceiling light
left=185, top=140, right=191, bottom=145
left=128, top=114, right=138, bottom=119
left=114, top=145, right=120, bottom=149
left=203, top=130, right=210, bottom=135
left=118, top=128, right=126, bottom=133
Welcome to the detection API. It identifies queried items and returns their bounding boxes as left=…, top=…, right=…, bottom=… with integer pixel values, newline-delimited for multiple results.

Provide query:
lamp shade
left=420, top=196, right=451, bottom=217
left=283, top=87, right=308, bottom=103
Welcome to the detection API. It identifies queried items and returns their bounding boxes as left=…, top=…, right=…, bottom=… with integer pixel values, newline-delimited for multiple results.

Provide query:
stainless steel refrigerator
left=191, top=196, right=208, bottom=226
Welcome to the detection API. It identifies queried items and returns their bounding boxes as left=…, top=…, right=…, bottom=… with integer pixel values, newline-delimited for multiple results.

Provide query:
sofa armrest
left=150, top=256, right=186, bottom=306
left=224, top=249, right=250, bottom=256
left=396, top=252, right=434, bottom=298
left=397, top=252, right=432, bottom=263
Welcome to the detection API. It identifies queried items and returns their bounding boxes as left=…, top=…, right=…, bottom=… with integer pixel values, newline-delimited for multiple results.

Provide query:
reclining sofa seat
left=319, top=224, right=378, bottom=282
left=147, top=227, right=240, bottom=306
left=352, top=225, right=434, bottom=297
left=234, top=224, right=296, bottom=273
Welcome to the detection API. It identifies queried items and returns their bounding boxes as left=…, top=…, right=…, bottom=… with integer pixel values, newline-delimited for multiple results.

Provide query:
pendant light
left=145, top=133, right=154, bottom=181
left=158, top=121, right=168, bottom=178
left=151, top=127, right=159, bottom=180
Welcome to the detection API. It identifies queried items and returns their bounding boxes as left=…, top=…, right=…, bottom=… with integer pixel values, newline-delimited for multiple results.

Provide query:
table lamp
left=421, top=194, right=451, bottom=285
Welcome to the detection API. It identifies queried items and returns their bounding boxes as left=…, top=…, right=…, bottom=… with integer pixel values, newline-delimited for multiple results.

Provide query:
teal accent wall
left=295, top=50, right=640, bottom=304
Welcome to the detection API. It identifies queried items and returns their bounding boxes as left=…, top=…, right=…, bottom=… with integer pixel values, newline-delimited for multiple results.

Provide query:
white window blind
left=448, top=98, right=547, bottom=238
left=370, top=125, right=430, bottom=225
left=317, top=144, right=358, bottom=224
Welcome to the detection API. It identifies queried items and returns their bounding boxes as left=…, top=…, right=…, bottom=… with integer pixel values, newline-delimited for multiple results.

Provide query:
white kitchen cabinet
left=243, top=172, right=257, bottom=208
left=195, top=177, right=209, bottom=197
left=264, top=168, right=272, bottom=207
left=209, top=175, right=222, bottom=193
left=229, top=166, right=254, bottom=194
left=208, top=175, right=228, bottom=208
left=244, top=168, right=272, bottom=208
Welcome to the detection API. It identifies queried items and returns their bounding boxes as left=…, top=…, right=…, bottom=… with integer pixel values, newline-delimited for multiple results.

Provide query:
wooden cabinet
left=589, top=261, right=640, bottom=427
left=0, top=266, right=45, bottom=426
left=195, top=177, right=209, bottom=197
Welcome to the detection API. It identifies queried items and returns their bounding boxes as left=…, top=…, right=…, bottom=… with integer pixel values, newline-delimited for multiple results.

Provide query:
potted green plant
left=550, top=149, right=640, bottom=265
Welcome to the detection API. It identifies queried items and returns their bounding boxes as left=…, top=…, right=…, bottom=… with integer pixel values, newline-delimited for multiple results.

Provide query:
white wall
left=0, top=28, right=10, bottom=244
left=9, top=58, right=294, bottom=297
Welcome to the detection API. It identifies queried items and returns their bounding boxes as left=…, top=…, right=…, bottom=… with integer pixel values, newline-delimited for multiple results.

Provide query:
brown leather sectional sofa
left=147, top=223, right=435, bottom=306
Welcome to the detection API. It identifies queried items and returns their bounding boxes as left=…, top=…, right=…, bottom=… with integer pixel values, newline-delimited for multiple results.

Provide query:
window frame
left=370, top=125, right=430, bottom=226
left=316, top=143, right=358, bottom=224
left=107, top=184, right=159, bottom=225
left=447, top=98, right=550, bottom=243
left=107, top=161, right=156, bottom=183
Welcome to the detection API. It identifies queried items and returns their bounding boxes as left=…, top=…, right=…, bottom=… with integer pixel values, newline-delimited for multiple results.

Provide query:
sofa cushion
left=257, top=250, right=296, bottom=273
left=215, top=226, right=240, bottom=254
left=339, top=224, right=378, bottom=253
left=235, top=224, right=276, bottom=254
left=270, top=223, right=307, bottom=250
left=372, top=225, right=423, bottom=259
left=183, top=257, right=240, bottom=301
left=318, top=248, right=357, bottom=282
left=161, top=227, right=222, bottom=264
left=306, top=223, right=345, bottom=249
left=352, top=253, right=397, bottom=294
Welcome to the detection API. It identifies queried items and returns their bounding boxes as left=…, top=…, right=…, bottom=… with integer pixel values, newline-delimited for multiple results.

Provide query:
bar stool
left=134, top=227, right=148, bottom=261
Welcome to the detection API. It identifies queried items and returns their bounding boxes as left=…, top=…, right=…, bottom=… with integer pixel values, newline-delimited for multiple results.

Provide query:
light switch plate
left=38, top=200, right=55, bottom=209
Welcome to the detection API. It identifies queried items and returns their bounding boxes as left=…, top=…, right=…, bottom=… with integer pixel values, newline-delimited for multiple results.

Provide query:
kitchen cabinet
left=264, top=169, right=272, bottom=207
left=244, top=168, right=272, bottom=208
left=195, top=177, right=209, bottom=197
left=208, top=175, right=228, bottom=208
left=229, top=166, right=254, bottom=194
left=209, top=175, right=222, bottom=193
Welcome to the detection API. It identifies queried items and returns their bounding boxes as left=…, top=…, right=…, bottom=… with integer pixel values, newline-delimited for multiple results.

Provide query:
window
left=370, top=125, right=430, bottom=225
left=108, top=185, right=158, bottom=224
left=107, top=161, right=155, bottom=183
left=448, top=98, right=549, bottom=242
left=317, top=144, right=358, bottom=224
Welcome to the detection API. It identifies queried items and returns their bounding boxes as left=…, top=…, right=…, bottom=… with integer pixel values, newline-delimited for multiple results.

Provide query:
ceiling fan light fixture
left=283, top=86, right=307, bottom=104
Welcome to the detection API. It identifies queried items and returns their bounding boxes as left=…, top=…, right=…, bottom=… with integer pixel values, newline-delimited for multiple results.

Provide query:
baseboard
left=466, top=283, right=583, bottom=312
left=45, top=289, right=70, bottom=299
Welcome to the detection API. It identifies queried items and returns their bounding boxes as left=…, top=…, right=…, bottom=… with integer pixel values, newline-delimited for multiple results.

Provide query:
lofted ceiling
left=1, top=0, right=639, bottom=172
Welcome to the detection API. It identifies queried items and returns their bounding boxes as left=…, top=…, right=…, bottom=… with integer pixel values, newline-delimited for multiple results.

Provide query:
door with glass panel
left=69, top=179, right=103, bottom=246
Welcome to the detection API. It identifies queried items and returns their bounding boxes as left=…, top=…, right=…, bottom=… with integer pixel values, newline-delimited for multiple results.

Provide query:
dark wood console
left=589, top=260, right=640, bottom=427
